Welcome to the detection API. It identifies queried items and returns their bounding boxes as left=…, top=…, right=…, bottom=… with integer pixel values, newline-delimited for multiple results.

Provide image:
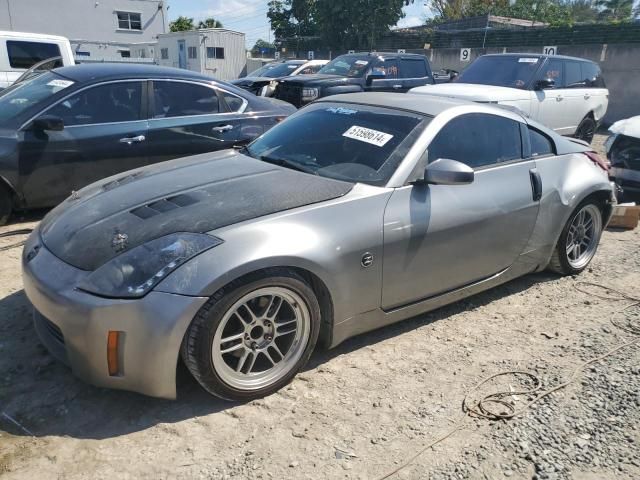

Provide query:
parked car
left=232, top=59, right=328, bottom=96
left=410, top=53, right=608, bottom=143
left=273, top=52, right=434, bottom=107
left=0, top=63, right=295, bottom=225
left=0, top=31, right=74, bottom=90
left=605, top=115, right=640, bottom=201
left=23, top=92, right=614, bottom=401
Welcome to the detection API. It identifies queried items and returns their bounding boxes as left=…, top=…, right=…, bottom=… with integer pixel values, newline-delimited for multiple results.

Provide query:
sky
left=166, top=0, right=430, bottom=49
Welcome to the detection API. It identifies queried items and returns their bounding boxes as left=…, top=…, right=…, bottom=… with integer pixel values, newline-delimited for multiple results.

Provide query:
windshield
left=318, top=56, right=371, bottom=78
left=245, top=102, right=428, bottom=186
left=0, top=71, right=75, bottom=124
left=249, top=62, right=301, bottom=78
left=455, top=56, right=542, bottom=89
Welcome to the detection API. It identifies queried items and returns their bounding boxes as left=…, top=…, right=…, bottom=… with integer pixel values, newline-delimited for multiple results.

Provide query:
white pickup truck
left=411, top=53, right=609, bottom=144
left=0, top=31, right=75, bottom=90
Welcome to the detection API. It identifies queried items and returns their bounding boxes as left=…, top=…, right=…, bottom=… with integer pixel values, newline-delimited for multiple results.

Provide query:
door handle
left=119, top=135, right=146, bottom=144
left=529, top=168, right=542, bottom=202
left=584, top=94, right=591, bottom=100
left=212, top=124, right=234, bottom=133
left=392, top=84, right=403, bottom=89
left=556, top=95, right=563, bottom=102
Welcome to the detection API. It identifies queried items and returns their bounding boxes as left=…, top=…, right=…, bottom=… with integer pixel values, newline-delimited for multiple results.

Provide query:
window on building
left=6, top=41, right=61, bottom=69
left=428, top=113, right=523, bottom=168
left=160, top=48, right=169, bottom=60
left=207, top=47, right=225, bottom=59
left=188, top=46, right=198, bottom=59
left=117, top=11, right=142, bottom=31
left=46, top=82, right=143, bottom=126
left=119, top=50, right=131, bottom=58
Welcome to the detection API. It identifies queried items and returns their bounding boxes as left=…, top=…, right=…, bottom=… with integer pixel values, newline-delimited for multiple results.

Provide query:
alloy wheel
left=211, top=286, right=311, bottom=391
left=565, top=204, right=602, bottom=270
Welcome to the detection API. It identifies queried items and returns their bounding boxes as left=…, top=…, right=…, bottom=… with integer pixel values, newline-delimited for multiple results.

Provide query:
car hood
left=410, top=83, right=530, bottom=102
left=609, top=115, right=640, bottom=139
left=40, top=150, right=353, bottom=271
left=232, top=76, right=273, bottom=86
left=278, top=74, right=355, bottom=87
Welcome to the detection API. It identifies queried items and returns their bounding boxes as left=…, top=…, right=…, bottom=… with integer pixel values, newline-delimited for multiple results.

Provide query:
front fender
left=155, top=185, right=393, bottom=327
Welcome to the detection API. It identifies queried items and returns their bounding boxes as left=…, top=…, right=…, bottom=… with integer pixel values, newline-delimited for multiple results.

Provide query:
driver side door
left=381, top=113, right=540, bottom=309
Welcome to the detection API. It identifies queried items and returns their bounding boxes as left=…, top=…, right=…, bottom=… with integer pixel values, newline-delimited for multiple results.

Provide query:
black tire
left=0, top=185, right=12, bottom=226
left=547, top=200, right=603, bottom=276
left=181, top=268, right=321, bottom=401
left=574, top=115, right=596, bottom=144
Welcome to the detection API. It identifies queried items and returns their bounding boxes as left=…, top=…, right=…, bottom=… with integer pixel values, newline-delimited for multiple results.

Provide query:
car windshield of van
left=0, top=72, right=75, bottom=124
left=249, top=62, right=301, bottom=78
left=455, top=55, right=542, bottom=89
left=318, top=56, right=371, bottom=78
left=244, top=102, right=429, bottom=186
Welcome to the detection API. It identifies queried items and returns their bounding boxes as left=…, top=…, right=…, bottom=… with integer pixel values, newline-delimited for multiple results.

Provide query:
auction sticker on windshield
left=343, top=125, right=393, bottom=147
left=47, top=79, right=75, bottom=89
left=518, top=58, right=538, bottom=63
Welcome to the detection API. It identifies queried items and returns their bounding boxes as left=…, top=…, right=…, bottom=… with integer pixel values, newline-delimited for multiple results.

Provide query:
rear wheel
left=575, top=115, right=596, bottom=144
left=0, top=185, right=12, bottom=226
left=548, top=202, right=603, bottom=275
left=181, top=269, right=320, bottom=401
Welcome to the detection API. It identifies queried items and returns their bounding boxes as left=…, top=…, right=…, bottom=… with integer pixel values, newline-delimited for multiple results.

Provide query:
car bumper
left=610, top=167, right=640, bottom=193
left=22, top=229, right=208, bottom=399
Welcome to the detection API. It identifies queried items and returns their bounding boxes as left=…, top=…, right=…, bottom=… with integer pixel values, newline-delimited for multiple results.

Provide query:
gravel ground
left=1, top=134, right=639, bottom=480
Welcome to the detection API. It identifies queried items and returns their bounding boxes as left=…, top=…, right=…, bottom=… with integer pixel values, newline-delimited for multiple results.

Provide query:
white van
left=0, top=31, right=75, bottom=90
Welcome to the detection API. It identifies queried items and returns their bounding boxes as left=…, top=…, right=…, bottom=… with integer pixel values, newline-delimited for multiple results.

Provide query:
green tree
left=169, top=16, right=195, bottom=32
left=314, top=0, right=417, bottom=50
left=198, top=17, right=224, bottom=29
left=595, top=0, right=634, bottom=21
left=563, top=0, right=599, bottom=23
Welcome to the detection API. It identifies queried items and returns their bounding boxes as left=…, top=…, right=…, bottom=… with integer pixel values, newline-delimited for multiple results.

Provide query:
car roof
left=52, top=63, right=218, bottom=83
left=482, top=53, right=598, bottom=64
left=0, top=30, right=69, bottom=42
left=337, top=52, right=427, bottom=60
left=317, top=92, right=472, bottom=116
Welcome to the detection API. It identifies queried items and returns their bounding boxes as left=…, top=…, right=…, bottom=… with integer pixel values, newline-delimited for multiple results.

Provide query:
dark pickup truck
left=273, top=52, right=434, bottom=108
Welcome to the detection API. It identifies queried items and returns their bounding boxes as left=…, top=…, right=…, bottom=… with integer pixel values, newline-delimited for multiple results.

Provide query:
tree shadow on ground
left=0, top=271, right=558, bottom=440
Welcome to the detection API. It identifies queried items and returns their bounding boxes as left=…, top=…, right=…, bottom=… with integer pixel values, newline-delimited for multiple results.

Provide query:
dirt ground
left=1, top=134, right=639, bottom=480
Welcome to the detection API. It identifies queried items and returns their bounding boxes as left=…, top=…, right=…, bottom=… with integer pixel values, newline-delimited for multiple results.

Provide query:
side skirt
left=329, top=260, right=536, bottom=349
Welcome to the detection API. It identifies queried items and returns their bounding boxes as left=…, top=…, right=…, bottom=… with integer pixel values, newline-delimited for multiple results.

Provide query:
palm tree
left=198, top=17, right=224, bottom=29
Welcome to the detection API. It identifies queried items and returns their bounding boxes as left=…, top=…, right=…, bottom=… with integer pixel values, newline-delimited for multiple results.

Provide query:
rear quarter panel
left=525, top=152, right=612, bottom=266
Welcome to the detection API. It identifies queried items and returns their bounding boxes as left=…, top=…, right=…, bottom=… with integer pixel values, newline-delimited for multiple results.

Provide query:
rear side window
left=565, top=61, right=583, bottom=88
left=152, top=81, right=220, bottom=118
left=375, top=58, right=398, bottom=79
left=400, top=59, right=428, bottom=78
left=528, top=127, right=555, bottom=157
left=7, top=41, right=61, bottom=69
left=429, top=113, right=522, bottom=168
left=582, top=62, right=606, bottom=88
left=46, top=82, right=143, bottom=126
left=219, top=90, right=245, bottom=112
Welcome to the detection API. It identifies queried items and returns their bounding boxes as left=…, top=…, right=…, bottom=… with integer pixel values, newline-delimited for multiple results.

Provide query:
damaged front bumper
left=22, top=228, right=207, bottom=399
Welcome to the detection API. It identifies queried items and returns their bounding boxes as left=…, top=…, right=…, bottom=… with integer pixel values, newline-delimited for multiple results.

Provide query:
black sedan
left=0, top=64, right=295, bottom=224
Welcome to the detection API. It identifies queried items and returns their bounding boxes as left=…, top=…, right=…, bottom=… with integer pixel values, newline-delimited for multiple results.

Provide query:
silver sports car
left=23, top=93, right=615, bottom=401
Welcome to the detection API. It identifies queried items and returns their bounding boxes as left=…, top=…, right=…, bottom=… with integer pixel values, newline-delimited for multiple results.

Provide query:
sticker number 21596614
left=342, top=125, right=394, bottom=147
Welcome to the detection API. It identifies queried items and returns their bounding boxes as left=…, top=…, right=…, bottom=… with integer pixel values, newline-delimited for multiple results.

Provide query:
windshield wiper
left=259, top=155, right=317, bottom=175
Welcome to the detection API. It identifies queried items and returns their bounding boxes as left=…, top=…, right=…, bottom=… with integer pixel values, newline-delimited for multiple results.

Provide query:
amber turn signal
left=107, top=331, right=120, bottom=376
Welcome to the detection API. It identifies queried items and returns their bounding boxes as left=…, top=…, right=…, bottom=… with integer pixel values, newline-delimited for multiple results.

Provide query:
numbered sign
left=397, top=49, right=406, bottom=54
left=543, top=46, right=557, bottom=56
left=460, top=48, right=471, bottom=62
left=274, top=51, right=280, bottom=60
left=307, top=50, right=314, bottom=60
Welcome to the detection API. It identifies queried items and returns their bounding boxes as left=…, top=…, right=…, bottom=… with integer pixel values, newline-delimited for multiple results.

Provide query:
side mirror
left=449, top=70, right=459, bottom=81
left=534, top=78, right=555, bottom=90
left=423, top=158, right=474, bottom=185
left=30, top=115, right=64, bottom=132
left=366, top=68, right=386, bottom=85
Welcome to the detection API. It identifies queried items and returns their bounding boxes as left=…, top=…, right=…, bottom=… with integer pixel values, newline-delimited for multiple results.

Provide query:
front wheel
left=548, top=202, right=603, bottom=275
left=181, top=270, right=320, bottom=401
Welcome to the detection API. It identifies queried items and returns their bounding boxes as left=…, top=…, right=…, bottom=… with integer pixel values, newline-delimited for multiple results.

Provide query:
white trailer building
left=156, top=29, right=246, bottom=81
